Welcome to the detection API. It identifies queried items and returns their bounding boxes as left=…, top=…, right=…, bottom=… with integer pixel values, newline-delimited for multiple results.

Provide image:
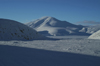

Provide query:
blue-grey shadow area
left=0, top=37, right=60, bottom=41
left=0, top=45, right=100, bottom=66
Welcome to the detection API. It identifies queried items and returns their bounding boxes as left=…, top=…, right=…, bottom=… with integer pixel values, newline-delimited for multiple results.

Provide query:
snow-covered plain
left=0, top=36, right=100, bottom=66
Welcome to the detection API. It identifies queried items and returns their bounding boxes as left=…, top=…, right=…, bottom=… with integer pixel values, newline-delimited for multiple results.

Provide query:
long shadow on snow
left=0, top=45, right=100, bottom=66
left=0, top=37, right=60, bottom=41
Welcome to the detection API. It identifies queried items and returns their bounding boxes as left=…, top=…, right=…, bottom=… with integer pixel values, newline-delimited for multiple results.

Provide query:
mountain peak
left=40, top=16, right=61, bottom=23
left=41, top=16, right=51, bottom=18
left=40, top=16, right=56, bottom=20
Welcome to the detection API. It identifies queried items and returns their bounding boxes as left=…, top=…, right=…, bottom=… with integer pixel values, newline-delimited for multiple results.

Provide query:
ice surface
left=0, top=36, right=100, bottom=66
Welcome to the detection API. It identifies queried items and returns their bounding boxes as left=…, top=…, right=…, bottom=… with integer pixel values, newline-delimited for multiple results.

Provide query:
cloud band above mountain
left=76, top=21, right=100, bottom=25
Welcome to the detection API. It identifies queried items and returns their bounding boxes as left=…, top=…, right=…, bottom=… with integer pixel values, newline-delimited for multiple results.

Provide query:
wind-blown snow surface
left=0, top=19, right=45, bottom=40
left=25, top=16, right=90, bottom=36
left=0, top=36, right=100, bottom=66
left=88, top=30, right=100, bottom=39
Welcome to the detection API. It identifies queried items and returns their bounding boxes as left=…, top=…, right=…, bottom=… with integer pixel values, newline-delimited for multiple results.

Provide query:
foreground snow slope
left=88, top=30, right=100, bottom=39
left=25, top=16, right=90, bottom=36
left=0, top=19, right=45, bottom=40
left=0, top=36, right=100, bottom=66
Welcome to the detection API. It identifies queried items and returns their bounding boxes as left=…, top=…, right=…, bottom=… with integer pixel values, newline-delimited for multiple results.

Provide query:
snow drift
left=88, top=30, right=100, bottom=39
left=25, top=16, right=90, bottom=36
left=0, top=19, right=45, bottom=40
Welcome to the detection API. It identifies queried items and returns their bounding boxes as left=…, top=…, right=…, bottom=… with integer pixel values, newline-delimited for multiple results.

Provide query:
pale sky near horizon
left=0, top=0, right=100, bottom=25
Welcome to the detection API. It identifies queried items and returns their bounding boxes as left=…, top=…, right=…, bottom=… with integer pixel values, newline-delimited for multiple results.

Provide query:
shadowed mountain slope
left=0, top=19, right=46, bottom=40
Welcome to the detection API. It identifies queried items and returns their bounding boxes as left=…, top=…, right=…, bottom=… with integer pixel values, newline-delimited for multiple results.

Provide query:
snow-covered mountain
left=0, top=19, right=45, bottom=40
left=25, top=16, right=90, bottom=36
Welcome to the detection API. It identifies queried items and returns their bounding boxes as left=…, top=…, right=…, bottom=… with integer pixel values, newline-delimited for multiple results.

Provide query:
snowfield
left=0, top=36, right=100, bottom=66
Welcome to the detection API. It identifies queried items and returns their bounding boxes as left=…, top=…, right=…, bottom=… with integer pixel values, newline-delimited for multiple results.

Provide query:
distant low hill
left=25, top=16, right=90, bottom=36
left=79, top=25, right=100, bottom=34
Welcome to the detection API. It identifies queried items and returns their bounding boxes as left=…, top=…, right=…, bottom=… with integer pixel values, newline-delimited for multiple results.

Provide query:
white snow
left=0, top=36, right=100, bottom=66
left=0, top=19, right=46, bottom=40
left=88, top=30, right=100, bottom=39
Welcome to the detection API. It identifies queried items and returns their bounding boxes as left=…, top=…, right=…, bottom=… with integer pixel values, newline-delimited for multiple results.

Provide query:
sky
left=0, top=0, right=100, bottom=25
